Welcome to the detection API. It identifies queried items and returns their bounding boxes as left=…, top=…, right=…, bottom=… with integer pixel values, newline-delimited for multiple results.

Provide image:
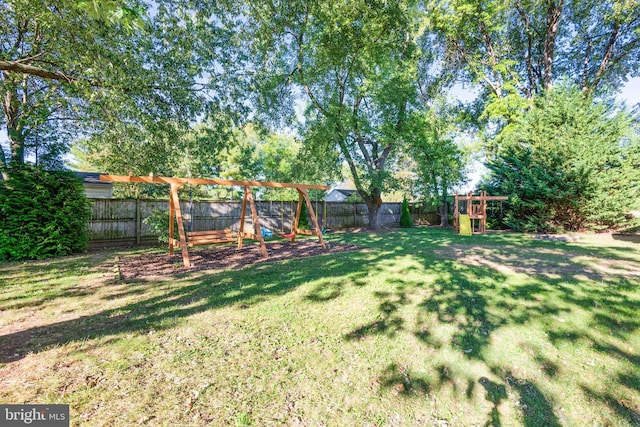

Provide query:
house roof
left=0, top=171, right=112, bottom=186
left=73, top=172, right=112, bottom=186
left=329, top=189, right=358, bottom=197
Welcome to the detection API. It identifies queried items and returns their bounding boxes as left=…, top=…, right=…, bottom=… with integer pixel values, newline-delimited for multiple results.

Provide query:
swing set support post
left=299, top=188, right=326, bottom=249
left=238, top=187, right=248, bottom=249
left=100, top=174, right=330, bottom=268
left=245, top=186, right=268, bottom=257
left=169, top=182, right=191, bottom=268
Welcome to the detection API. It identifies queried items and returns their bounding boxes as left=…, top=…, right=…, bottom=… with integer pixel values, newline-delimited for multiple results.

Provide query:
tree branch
left=543, top=0, right=563, bottom=90
left=0, top=60, right=76, bottom=83
left=588, top=21, right=621, bottom=94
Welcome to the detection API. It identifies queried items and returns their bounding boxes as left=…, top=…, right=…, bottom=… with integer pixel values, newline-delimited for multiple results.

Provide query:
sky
left=619, top=76, right=640, bottom=107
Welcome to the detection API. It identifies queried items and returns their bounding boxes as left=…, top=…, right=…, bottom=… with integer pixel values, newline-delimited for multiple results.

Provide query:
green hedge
left=0, top=165, right=91, bottom=260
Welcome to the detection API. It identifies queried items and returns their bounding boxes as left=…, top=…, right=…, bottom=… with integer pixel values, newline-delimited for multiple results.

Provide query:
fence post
left=353, top=202, right=357, bottom=227
left=135, top=198, right=142, bottom=245
left=323, top=200, right=326, bottom=229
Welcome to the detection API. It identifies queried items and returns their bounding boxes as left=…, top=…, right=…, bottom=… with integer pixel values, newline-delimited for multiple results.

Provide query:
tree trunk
left=0, top=148, right=7, bottom=180
left=439, top=179, right=449, bottom=227
left=366, top=199, right=381, bottom=230
left=439, top=199, right=449, bottom=227
left=2, top=79, right=25, bottom=165
left=359, top=187, right=383, bottom=230
left=543, top=0, right=563, bottom=90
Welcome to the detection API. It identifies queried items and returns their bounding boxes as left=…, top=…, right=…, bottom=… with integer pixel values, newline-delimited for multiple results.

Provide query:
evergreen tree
left=485, top=86, right=639, bottom=232
left=399, top=197, right=413, bottom=228
left=0, top=165, right=90, bottom=260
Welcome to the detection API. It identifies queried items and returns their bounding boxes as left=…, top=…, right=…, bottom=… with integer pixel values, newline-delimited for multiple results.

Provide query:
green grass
left=1, top=228, right=639, bottom=426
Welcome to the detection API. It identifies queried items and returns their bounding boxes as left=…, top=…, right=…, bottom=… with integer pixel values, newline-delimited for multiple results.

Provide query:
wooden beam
left=455, top=195, right=508, bottom=201
left=299, top=187, right=326, bottom=249
left=454, top=194, right=459, bottom=233
left=245, top=186, right=268, bottom=257
left=292, top=192, right=304, bottom=243
left=170, top=183, right=191, bottom=268
left=169, top=190, right=176, bottom=255
left=100, top=174, right=330, bottom=190
left=238, top=187, right=248, bottom=249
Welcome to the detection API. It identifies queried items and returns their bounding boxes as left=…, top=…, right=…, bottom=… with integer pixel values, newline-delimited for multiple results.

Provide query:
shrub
left=143, top=209, right=174, bottom=243
left=298, top=200, right=310, bottom=230
left=399, top=197, right=413, bottom=228
left=0, top=165, right=90, bottom=260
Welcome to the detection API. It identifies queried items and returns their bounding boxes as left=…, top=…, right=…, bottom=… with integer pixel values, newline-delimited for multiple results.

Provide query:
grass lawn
left=1, top=228, right=639, bottom=426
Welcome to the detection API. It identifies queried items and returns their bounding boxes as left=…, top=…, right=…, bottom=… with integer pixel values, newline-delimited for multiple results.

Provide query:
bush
left=399, top=197, right=413, bottom=228
left=0, top=165, right=90, bottom=260
left=143, top=209, right=174, bottom=243
left=298, top=200, right=310, bottom=230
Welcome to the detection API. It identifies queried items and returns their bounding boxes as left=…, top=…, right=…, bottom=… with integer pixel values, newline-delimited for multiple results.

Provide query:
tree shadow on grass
left=581, top=385, right=640, bottom=426
left=0, top=253, right=116, bottom=310
left=504, top=374, right=562, bottom=427
left=479, top=376, right=507, bottom=427
left=414, top=261, right=509, bottom=358
left=344, top=290, right=408, bottom=341
left=340, top=229, right=639, bottom=426
left=0, top=247, right=382, bottom=363
left=7, top=229, right=471, bottom=363
left=378, top=362, right=431, bottom=397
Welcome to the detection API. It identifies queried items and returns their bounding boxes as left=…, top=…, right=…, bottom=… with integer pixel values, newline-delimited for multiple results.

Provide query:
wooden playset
left=100, top=174, right=329, bottom=268
left=453, top=191, right=508, bottom=235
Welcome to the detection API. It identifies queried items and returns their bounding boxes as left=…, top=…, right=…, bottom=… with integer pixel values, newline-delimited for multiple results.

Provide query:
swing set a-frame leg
left=169, top=183, right=191, bottom=268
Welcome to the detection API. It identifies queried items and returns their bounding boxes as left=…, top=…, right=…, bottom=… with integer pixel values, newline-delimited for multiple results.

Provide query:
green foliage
left=142, top=209, right=178, bottom=244
left=215, top=125, right=316, bottom=201
left=399, top=198, right=413, bottom=228
left=428, top=0, right=640, bottom=105
left=405, top=108, right=467, bottom=214
left=0, top=165, right=90, bottom=260
left=298, top=201, right=310, bottom=230
left=244, top=0, right=425, bottom=228
left=2, top=0, right=239, bottom=172
left=485, top=86, right=640, bottom=232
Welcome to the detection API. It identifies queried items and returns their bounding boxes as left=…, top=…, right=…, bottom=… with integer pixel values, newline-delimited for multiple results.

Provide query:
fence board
left=88, top=199, right=439, bottom=246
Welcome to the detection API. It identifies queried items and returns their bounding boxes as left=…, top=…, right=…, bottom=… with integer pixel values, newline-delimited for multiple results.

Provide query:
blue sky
left=620, top=76, right=640, bottom=106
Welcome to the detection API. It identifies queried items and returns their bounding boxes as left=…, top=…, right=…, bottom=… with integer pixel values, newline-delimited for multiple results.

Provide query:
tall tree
left=428, top=0, right=640, bottom=114
left=406, top=108, right=467, bottom=226
left=243, top=0, right=423, bottom=228
left=0, top=0, right=235, bottom=177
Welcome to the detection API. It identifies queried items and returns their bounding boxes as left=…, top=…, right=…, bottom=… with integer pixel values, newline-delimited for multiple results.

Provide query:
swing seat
left=278, top=228, right=326, bottom=239
left=186, top=229, right=235, bottom=246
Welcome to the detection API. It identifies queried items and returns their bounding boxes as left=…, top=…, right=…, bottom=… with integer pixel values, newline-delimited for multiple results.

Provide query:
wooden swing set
left=100, top=174, right=330, bottom=268
left=453, top=191, right=508, bottom=235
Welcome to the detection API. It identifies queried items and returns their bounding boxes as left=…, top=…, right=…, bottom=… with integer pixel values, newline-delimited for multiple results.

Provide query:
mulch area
left=117, top=240, right=364, bottom=280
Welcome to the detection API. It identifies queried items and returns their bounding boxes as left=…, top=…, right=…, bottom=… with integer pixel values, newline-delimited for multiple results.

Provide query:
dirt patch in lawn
left=118, top=240, right=364, bottom=279
left=435, top=244, right=640, bottom=281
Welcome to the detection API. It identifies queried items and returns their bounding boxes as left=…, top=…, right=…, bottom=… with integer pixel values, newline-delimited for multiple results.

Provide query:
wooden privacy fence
left=88, top=199, right=439, bottom=246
